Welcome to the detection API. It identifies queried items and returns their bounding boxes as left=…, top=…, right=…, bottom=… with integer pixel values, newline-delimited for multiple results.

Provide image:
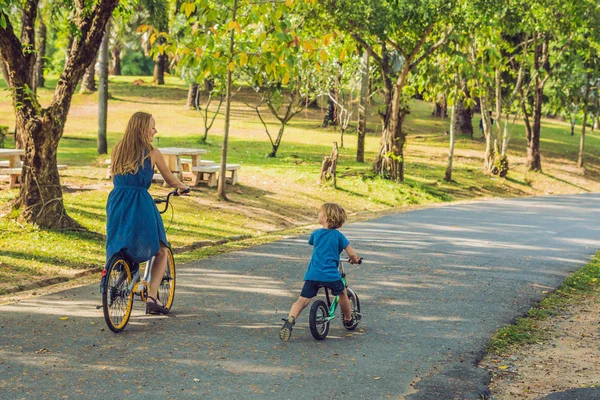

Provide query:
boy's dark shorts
left=301, top=280, right=345, bottom=298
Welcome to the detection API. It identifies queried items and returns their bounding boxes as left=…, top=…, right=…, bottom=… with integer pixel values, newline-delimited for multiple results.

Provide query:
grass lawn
left=1, top=74, right=599, bottom=295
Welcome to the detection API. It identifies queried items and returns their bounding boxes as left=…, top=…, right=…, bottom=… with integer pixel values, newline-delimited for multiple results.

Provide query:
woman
left=106, top=111, right=189, bottom=314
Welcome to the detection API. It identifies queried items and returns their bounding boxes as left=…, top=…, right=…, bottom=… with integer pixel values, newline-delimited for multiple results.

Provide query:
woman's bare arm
left=150, top=149, right=189, bottom=191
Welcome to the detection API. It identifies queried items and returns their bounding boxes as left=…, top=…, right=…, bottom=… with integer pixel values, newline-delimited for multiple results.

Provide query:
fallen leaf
left=499, top=365, right=508, bottom=370
left=59, top=317, right=68, bottom=321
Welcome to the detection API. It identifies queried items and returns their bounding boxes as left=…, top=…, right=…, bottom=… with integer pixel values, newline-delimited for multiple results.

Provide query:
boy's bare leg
left=339, top=290, right=352, bottom=322
left=280, top=296, right=311, bottom=342
left=289, top=296, right=311, bottom=320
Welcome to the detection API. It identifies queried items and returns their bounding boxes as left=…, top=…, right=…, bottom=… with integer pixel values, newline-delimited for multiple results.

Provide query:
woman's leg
left=148, top=243, right=168, bottom=304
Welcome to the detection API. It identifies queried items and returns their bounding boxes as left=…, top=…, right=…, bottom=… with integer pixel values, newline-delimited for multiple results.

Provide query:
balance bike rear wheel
left=309, top=300, right=330, bottom=340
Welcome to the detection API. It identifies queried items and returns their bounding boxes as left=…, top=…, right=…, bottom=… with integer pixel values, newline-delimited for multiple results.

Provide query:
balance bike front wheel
left=342, top=287, right=361, bottom=331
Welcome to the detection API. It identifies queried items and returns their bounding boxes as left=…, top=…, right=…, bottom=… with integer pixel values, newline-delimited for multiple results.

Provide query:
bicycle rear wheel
left=102, top=256, right=134, bottom=333
left=158, top=247, right=176, bottom=311
left=309, top=300, right=330, bottom=340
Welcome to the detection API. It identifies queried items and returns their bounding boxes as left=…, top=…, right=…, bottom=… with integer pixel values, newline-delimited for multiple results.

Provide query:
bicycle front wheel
left=102, top=256, right=134, bottom=333
left=158, top=246, right=176, bottom=311
left=342, top=287, right=361, bottom=331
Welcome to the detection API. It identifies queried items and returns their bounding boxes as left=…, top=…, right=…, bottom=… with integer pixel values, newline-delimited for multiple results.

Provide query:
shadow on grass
left=505, top=176, right=531, bottom=187
left=541, top=172, right=590, bottom=192
left=335, top=185, right=397, bottom=207
left=0, top=249, right=99, bottom=271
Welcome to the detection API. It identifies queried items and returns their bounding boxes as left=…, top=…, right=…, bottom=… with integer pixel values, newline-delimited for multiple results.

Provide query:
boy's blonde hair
left=321, top=203, right=347, bottom=229
left=111, top=111, right=154, bottom=176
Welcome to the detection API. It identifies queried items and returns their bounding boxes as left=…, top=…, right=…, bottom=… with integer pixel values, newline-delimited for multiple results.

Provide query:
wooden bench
left=190, top=163, right=240, bottom=187
left=181, top=158, right=216, bottom=172
left=0, top=160, right=22, bottom=168
left=0, top=165, right=67, bottom=188
left=190, top=165, right=220, bottom=187
left=0, top=168, right=22, bottom=188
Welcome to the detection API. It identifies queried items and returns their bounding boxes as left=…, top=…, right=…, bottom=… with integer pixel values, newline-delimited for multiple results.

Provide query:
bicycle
left=100, top=188, right=189, bottom=333
left=308, top=257, right=362, bottom=340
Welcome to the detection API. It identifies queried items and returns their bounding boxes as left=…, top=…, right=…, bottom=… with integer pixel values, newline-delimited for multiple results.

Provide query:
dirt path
left=482, top=292, right=600, bottom=399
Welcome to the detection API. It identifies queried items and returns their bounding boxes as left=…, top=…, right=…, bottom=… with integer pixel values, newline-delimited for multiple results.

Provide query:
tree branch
left=409, top=26, right=452, bottom=71
left=49, top=0, right=118, bottom=117
left=351, top=33, right=382, bottom=66
left=0, top=12, right=27, bottom=87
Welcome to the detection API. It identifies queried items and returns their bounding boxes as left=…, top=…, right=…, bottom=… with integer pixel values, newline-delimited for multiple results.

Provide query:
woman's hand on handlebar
left=175, top=187, right=191, bottom=196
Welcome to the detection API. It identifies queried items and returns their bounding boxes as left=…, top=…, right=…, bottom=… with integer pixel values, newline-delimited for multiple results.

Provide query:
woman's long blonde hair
left=111, top=112, right=154, bottom=176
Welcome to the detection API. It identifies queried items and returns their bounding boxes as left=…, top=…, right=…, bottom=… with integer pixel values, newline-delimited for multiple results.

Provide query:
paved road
left=2, top=194, right=600, bottom=400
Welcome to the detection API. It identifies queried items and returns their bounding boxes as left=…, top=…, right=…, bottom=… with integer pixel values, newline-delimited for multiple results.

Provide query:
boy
left=280, top=203, right=361, bottom=341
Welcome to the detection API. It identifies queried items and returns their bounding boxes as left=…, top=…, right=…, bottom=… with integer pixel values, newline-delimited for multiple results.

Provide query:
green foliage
left=121, top=50, right=154, bottom=75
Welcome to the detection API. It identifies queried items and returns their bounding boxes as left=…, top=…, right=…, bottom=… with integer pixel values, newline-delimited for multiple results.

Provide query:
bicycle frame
left=101, top=187, right=185, bottom=298
left=322, top=261, right=349, bottom=322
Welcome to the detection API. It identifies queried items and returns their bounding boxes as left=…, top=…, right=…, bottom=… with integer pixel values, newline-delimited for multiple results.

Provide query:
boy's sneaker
left=343, top=313, right=362, bottom=328
left=279, top=316, right=295, bottom=342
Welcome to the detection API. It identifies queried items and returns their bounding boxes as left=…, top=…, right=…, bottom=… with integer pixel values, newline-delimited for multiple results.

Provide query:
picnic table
left=0, top=148, right=24, bottom=168
left=0, top=149, right=25, bottom=188
left=157, top=147, right=208, bottom=181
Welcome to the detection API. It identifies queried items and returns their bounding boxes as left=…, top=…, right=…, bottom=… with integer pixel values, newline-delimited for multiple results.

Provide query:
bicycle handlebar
left=154, top=188, right=190, bottom=214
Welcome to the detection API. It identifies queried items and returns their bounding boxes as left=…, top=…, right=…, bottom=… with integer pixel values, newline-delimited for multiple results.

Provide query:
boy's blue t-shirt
left=304, top=228, right=350, bottom=282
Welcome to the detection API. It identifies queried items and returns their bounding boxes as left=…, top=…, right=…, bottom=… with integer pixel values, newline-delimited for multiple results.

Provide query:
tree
left=329, top=0, right=454, bottom=181
left=0, top=0, right=118, bottom=228
left=513, top=0, right=586, bottom=171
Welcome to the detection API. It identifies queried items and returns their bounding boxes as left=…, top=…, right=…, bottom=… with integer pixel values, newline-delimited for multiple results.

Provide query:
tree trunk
left=110, top=44, right=121, bottom=75
left=323, top=87, right=338, bottom=127
left=454, top=98, right=473, bottom=137
left=17, top=112, right=79, bottom=228
left=97, top=20, right=110, bottom=155
left=432, top=95, right=447, bottom=119
left=569, top=104, right=579, bottom=136
left=577, top=72, right=591, bottom=168
left=480, top=94, right=494, bottom=171
left=80, top=57, right=97, bottom=93
left=153, top=53, right=166, bottom=85
left=218, top=0, right=238, bottom=200
left=187, top=83, right=199, bottom=109
left=373, top=85, right=405, bottom=181
left=35, top=15, right=47, bottom=89
left=445, top=76, right=460, bottom=182
left=356, top=51, right=368, bottom=163
left=528, top=81, right=543, bottom=171
left=0, top=56, right=8, bottom=83
left=268, top=125, right=285, bottom=157
left=495, top=68, right=502, bottom=152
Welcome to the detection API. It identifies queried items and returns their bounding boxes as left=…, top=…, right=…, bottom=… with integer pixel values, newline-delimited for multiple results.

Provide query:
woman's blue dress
left=106, top=157, right=167, bottom=263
